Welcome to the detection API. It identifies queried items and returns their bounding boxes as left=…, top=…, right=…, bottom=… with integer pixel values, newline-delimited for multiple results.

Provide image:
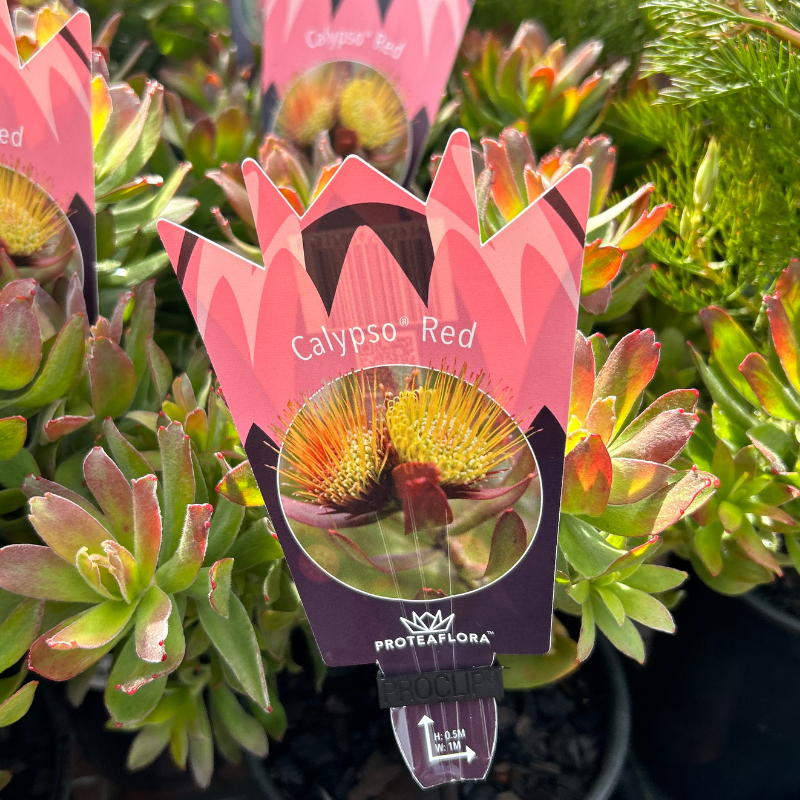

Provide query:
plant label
left=261, top=0, right=474, bottom=185
left=158, top=131, right=591, bottom=788
left=0, top=1, right=97, bottom=317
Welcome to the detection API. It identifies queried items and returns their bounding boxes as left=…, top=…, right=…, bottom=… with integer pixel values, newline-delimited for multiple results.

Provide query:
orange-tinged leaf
left=774, top=259, right=800, bottom=332
left=765, top=292, right=800, bottom=394
left=562, top=434, right=612, bottom=516
left=608, top=459, right=675, bottom=505
left=91, top=75, right=112, bottom=147
left=0, top=297, right=42, bottom=391
left=581, top=240, right=623, bottom=296
left=593, top=329, right=660, bottom=438
left=216, top=461, right=265, bottom=506
left=740, top=352, right=800, bottom=420
left=156, top=504, right=212, bottom=593
left=585, top=397, right=616, bottom=444
left=483, top=137, right=525, bottom=221
left=609, top=408, right=698, bottom=463
left=615, top=204, right=671, bottom=250
left=277, top=186, right=305, bottom=216
left=570, top=332, right=595, bottom=423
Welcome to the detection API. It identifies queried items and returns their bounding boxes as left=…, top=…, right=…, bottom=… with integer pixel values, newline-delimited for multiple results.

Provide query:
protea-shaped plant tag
left=158, top=130, right=590, bottom=788
left=261, top=0, right=473, bottom=185
left=0, top=0, right=96, bottom=315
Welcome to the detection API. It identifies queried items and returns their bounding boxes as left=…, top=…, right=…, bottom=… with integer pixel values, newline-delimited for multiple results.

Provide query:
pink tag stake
left=0, top=1, right=96, bottom=316
left=158, top=130, right=591, bottom=789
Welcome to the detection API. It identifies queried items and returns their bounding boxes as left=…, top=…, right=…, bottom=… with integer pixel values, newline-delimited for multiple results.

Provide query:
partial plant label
left=0, top=1, right=96, bottom=315
left=261, top=0, right=474, bottom=184
left=157, top=130, right=591, bottom=788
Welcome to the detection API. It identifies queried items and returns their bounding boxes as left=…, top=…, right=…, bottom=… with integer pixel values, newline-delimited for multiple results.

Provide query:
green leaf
left=483, top=510, right=527, bottom=580
left=559, top=515, right=624, bottom=578
left=577, top=596, right=596, bottom=661
left=498, top=620, right=578, bottom=689
left=158, top=423, right=196, bottom=561
left=28, top=494, right=112, bottom=562
left=147, top=339, right=173, bottom=401
left=46, top=599, right=138, bottom=650
left=197, top=592, right=269, bottom=711
left=699, top=307, right=760, bottom=406
left=125, top=282, right=156, bottom=382
left=29, top=613, right=130, bottom=680
left=113, top=596, right=184, bottom=696
left=208, top=558, right=233, bottom=617
left=132, top=475, right=162, bottom=585
left=740, top=352, right=800, bottom=420
left=103, top=419, right=154, bottom=481
left=610, top=583, right=675, bottom=632
left=210, top=684, right=267, bottom=757
left=0, top=681, right=37, bottom=727
left=594, top=585, right=625, bottom=625
left=135, top=585, right=172, bottom=663
left=216, top=461, right=265, bottom=506
left=592, top=265, right=654, bottom=323
left=105, top=636, right=167, bottom=726
left=593, top=595, right=645, bottom=663
left=87, top=338, right=138, bottom=419
left=0, top=447, right=39, bottom=488
left=0, top=597, right=43, bottom=672
left=0, top=298, right=41, bottom=391
left=188, top=692, right=214, bottom=789
left=204, top=496, right=246, bottom=565
left=622, top=564, right=687, bottom=593
left=0, top=417, right=26, bottom=461
left=0, top=544, right=102, bottom=602
left=8, top=315, right=85, bottom=411
left=227, top=518, right=283, bottom=571
left=156, top=504, right=212, bottom=593
left=127, top=722, right=171, bottom=771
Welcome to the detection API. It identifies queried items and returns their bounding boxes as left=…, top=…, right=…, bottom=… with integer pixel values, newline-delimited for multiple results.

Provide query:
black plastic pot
left=0, top=681, right=69, bottom=800
left=248, top=639, right=630, bottom=800
left=629, top=574, right=800, bottom=800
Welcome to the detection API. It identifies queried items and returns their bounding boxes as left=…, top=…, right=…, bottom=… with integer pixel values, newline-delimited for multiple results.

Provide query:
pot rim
left=741, top=590, right=800, bottom=637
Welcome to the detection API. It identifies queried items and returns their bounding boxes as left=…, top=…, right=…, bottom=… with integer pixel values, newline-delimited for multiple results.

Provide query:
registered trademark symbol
left=399, top=316, right=409, bottom=327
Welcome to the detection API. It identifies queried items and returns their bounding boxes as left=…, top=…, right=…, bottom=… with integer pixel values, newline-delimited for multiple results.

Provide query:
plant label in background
left=261, top=0, right=473, bottom=185
left=0, top=1, right=96, bottom=317
left=158, top=130, right=590, bottom=788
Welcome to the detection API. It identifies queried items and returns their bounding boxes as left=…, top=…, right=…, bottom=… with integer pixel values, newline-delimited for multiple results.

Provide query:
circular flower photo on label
left=273, top=61, right=411, bottom=183
left=0, top=162, right=83, bottom=288
left=274, top=366, right=541, bottom=600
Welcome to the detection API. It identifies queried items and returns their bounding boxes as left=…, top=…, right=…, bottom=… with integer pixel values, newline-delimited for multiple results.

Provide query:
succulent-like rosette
left=273, top=62, right=410, bottom=182
left=456, top=21, right=628, bottom=148
left=432, top=129, right=670, bottom=317
left=274, top=366, right=537, bottom=599
left=681, top=260, right=800, bottom=594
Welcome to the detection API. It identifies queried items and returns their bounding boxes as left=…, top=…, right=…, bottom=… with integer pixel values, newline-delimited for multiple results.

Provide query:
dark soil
left=0, top=682, right=67, bottom=800
left=263, top=653, right=610, bottom=800
left=756, top=569, right=800, bottom=621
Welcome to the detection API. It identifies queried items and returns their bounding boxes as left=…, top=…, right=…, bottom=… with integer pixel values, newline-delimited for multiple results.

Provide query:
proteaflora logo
left=375, top=612, right=492, bottom=653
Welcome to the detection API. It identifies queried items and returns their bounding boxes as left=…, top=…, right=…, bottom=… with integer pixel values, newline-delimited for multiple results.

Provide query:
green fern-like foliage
left=617, top=1, right=800, bottom=317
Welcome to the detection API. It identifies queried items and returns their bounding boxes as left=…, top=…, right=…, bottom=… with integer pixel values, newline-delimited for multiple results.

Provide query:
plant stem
left=434, top=529, right=479, bottom=592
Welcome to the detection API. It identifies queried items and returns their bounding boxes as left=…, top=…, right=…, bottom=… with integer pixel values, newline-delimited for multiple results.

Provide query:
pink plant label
left=261, top=0, right=473, bottom=184
left=0, top=1, right=96, bottom=314
left=158, top=130, right=591, bottom=788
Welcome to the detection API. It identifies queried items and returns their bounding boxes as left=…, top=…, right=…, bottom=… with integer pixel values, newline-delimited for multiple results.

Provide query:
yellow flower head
left=0, top=165, right=65, bottom=258
left=277, top=372, right=389, bottom=513
left=275, top=64, right=342, bottom=147
left=385, top=369, right=524, bottom=488
left=338, top=73, right=407, bottom=151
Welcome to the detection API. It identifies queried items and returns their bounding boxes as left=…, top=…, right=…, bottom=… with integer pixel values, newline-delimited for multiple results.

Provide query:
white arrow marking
left=417, top=715, right=476, bottom=764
